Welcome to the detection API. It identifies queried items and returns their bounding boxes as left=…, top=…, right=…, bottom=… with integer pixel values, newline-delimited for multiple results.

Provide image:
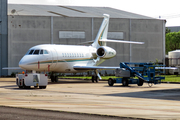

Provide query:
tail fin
left=92, top=14, right=109, bottom=48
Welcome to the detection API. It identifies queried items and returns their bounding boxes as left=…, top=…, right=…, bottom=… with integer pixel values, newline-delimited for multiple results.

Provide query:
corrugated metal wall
left=0, top=0, right=8, bottom=76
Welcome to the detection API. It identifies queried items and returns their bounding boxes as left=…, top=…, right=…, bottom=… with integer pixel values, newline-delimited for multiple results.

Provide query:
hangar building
left=3, top=4, right=166, bottom=76
left=0, top=0, right=8, bottom=76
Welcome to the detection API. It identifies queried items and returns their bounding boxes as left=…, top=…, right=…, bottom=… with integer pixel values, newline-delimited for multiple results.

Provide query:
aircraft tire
left=51, top=76, right=55, bottom=82
left=91, top=76, right=94, bottom=83
left=95, top=76, right=98, bottom=83
left=54, top=76, right=58, bottom=82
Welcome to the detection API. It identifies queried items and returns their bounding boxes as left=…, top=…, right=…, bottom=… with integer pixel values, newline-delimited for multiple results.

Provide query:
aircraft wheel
left=108, top=78, right=114, bottom=86
left=51, top=76, right=55, bottom=82
left=95, top=76, right=98, bottom=83
left=91, top=76, right=94, bottom=83
left=54, top=76, right=58, bottom=82
left=122, top=78, right=129, bottom=86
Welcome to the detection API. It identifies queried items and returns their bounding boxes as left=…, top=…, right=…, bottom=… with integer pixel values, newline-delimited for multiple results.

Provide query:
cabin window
left=33, top=50, right=40, bottom=55
left=29, top=49, right=34, bottom=55
left=44, top=50, right=49, bottom=54
left=39, top=50, right=48, bottom=54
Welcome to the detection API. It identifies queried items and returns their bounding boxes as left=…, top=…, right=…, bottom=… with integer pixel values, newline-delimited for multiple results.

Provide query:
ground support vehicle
left=108, top=62, right=165, bottom=87
left=16, top=73, right=48, bottom=89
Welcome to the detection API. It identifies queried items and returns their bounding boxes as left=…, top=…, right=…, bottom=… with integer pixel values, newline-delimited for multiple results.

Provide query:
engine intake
left=96, top=46, right=116, bottom=59
left=97, top=48, right=105, bottom=57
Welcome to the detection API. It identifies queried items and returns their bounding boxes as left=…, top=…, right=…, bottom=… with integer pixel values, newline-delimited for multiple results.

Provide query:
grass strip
left=60, top=75, right=180, bottom=82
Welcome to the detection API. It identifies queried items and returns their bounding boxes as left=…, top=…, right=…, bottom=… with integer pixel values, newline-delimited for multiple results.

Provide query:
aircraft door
left=49, top=48, right=58, bottom=70
left=38, top=48, right=57, bottom=71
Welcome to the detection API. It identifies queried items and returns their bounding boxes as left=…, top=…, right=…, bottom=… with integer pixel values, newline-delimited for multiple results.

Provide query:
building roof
left=8, top=4, right=154, bottom=19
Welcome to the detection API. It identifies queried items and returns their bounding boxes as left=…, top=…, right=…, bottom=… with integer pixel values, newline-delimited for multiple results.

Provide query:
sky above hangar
left=8, top=0, right=180, bottom=27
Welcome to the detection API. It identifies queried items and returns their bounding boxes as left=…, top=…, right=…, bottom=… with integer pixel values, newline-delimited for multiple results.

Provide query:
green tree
left=166, top=31, right=180, bottom=54
left=166, top=28, right=171, bottom=34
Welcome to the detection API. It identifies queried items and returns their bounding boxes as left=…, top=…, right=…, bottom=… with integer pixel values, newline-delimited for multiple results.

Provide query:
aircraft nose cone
left=19, top=57, right=27, bottom=69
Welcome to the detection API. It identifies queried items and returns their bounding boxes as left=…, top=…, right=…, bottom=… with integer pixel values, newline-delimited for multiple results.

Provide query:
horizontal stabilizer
left=2, top=67, right=21, bottom=70
left=100, top=39, right=144, bottom=44
left=73, top=66, right=119, bottom=70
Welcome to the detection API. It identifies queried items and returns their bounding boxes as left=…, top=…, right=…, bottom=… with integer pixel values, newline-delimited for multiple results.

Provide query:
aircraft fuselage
left=19, top=44, right=116, bottom=73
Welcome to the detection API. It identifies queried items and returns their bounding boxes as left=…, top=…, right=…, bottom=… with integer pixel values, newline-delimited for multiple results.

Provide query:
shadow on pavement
left=104, top=88, right=180, bottom=101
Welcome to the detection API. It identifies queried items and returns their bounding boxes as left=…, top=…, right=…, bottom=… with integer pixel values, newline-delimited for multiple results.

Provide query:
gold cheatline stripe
left=29, top=58, right=93, bottom=65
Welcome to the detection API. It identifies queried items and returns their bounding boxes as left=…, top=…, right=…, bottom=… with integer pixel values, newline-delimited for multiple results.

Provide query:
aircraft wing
left=155, top=67, right=177, bottom=70
left=2, top=67, right=21, bottom=70
left=73, top=66, right=119, bottom=70
left=74, top=66, right=177, bottom=71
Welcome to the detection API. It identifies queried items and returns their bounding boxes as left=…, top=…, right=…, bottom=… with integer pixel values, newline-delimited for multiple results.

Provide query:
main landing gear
left=50, top=73, right=58, bottom=82
left=51, top=76, right=58, bottom=82
left=91, top=76, right=99, bottom=83
left=91, top=70, right=101, bottom=83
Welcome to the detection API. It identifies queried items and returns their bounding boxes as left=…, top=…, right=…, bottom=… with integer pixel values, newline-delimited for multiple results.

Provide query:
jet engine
left=96, top=46, right=116, bottom=59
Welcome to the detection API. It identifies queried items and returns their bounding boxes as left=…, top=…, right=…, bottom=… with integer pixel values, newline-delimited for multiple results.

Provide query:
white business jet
left=12, top=14, right=144, bottom=82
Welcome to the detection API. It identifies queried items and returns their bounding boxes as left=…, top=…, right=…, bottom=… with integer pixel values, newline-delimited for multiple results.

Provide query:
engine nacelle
left=96, top=46, right=116, bottom=59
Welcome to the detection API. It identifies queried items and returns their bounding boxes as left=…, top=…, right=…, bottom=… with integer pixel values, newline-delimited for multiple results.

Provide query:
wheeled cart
left=108, top=62, right=165, bottom=87
left=16, top=73, right=48, bottom=89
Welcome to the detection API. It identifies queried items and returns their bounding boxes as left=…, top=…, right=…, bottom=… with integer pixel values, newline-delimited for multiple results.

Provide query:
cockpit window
left=29, top=49, right=34, bottom=55
left=40, top=50, right=43, bottom=54
left=25, top=50, right=30, bottom=55
left=33, top=50, right=40, bottom=55
left=26, top=49, right=48, bottom=55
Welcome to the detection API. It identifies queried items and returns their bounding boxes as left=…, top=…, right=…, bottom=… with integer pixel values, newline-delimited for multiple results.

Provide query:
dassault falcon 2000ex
left=7, top=14, right=144, bottom=82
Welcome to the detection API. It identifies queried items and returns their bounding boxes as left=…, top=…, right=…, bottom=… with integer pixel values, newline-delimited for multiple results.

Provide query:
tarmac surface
left=0, top=106, right=135, bottom=120
left=1, top=78, right=180, bottom=119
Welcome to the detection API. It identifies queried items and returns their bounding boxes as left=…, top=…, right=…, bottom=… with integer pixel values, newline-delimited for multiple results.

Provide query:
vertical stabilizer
left=92, top=14, right=109, bottom=48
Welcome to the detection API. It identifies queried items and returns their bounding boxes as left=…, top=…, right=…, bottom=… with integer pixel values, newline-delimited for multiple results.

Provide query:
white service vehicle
left=16, top=73, right=48, bottom=89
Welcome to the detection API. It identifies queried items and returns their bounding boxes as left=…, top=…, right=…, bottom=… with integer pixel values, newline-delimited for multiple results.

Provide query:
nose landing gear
left=50, top=73, right=59, bottom=82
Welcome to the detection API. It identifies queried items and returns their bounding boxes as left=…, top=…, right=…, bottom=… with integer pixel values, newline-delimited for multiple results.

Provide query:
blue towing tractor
left=108, top=62, right=165, bottom=87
